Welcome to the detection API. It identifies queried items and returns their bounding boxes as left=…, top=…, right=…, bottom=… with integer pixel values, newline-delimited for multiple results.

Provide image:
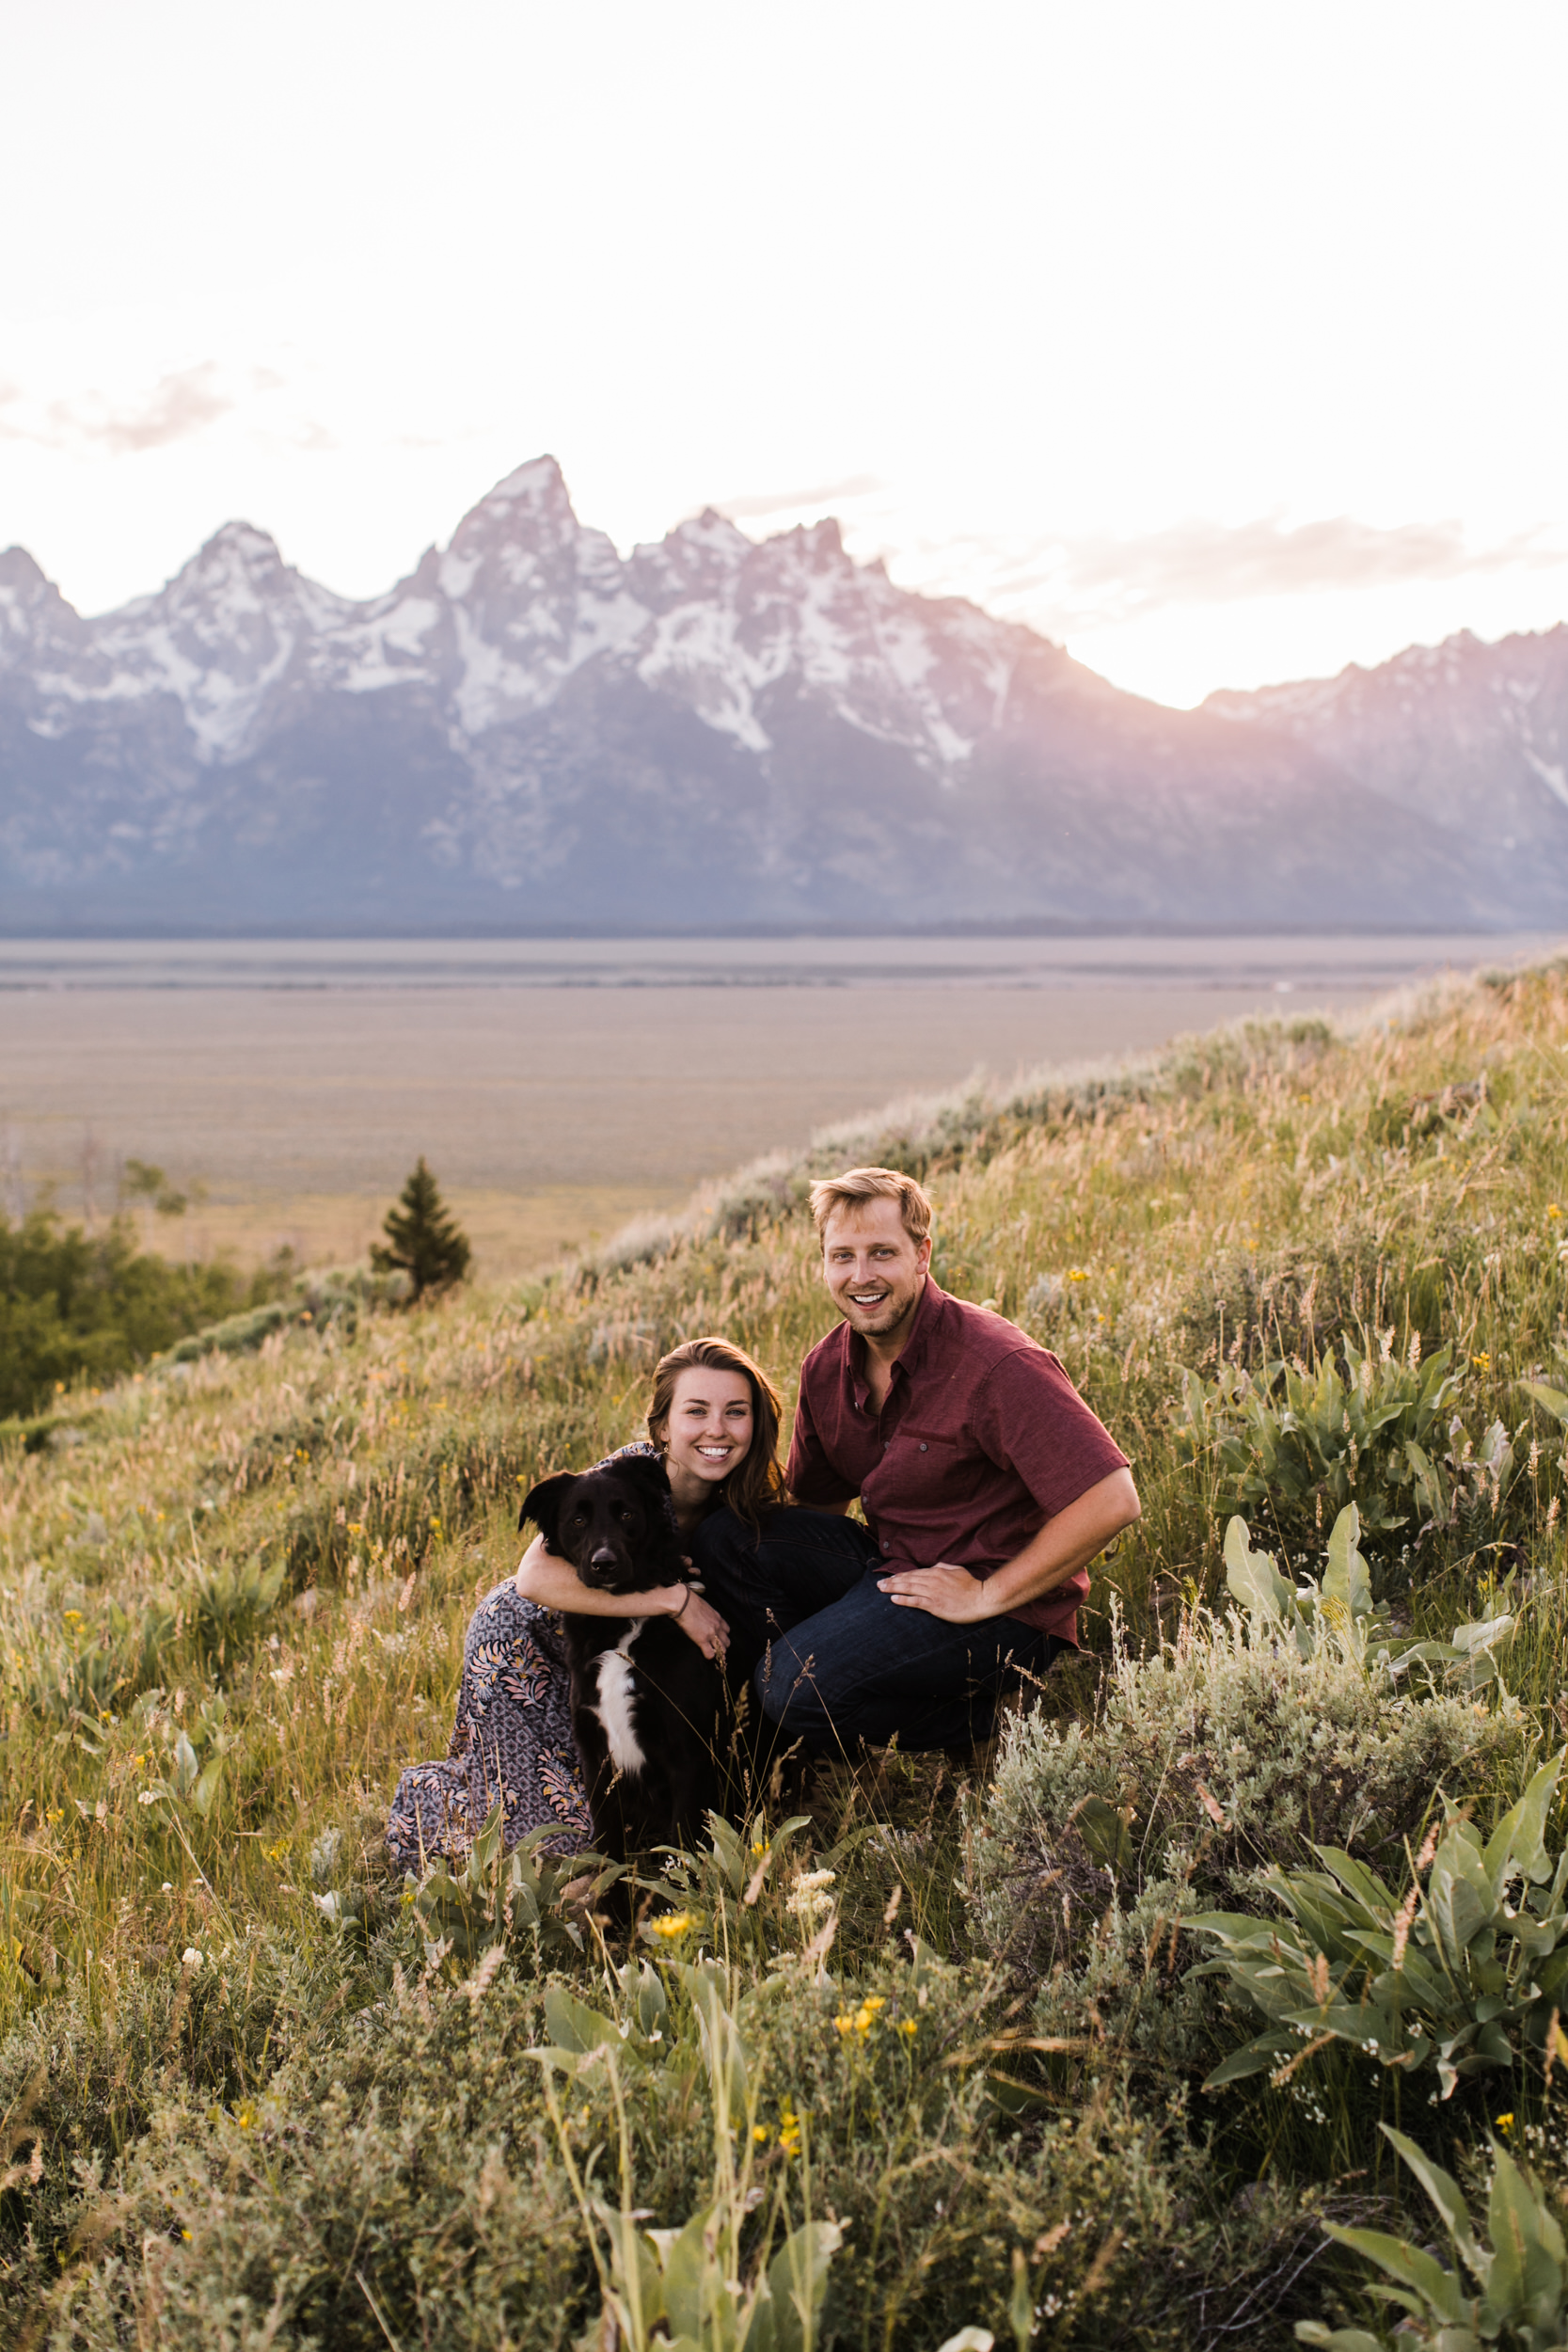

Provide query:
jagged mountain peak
left=444, top=456, right=578, bottom=563
left=1205, top=616, right=1568, bottom=850
left=0, top=546, right=57, bottom=595
left=630, top=508, right=752, bottom=605
left=478, top=453, right=572, bottom=511
left=436, top=454, right=608, bottom=612
left=4, top=457, right=1566, bottom=931
left=0, top=545, right=83, bottom=664
left=100, top=518, right=327, bottom=643
left=1207, top=619, right=1568, bottom=724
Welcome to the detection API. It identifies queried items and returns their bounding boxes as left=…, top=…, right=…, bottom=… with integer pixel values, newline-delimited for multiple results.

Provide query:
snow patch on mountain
left=0, top=456, right=1036, bottom=778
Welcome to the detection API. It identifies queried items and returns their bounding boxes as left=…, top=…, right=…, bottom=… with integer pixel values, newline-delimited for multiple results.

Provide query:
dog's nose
left=591, top=1545, right=618, bottom=1567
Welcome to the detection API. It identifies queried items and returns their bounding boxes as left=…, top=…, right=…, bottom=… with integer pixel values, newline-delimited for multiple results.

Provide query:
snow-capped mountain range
left=1, top=455, right=1564, bottom=930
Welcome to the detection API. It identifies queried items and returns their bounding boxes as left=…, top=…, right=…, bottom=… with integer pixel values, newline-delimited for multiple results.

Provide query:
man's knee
left=753, top=1632, right=827, bottom=1732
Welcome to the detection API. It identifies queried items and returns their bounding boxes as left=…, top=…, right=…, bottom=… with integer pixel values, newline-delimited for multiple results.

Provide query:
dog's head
left=519, top=1454, right=685, bottom=1594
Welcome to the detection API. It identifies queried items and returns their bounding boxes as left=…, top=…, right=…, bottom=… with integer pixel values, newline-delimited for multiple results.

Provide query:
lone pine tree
left=372, top=1159, right=471, bottom=1299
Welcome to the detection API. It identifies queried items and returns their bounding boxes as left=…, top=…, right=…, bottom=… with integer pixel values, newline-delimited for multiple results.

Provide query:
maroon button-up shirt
left=784, top=1276, right=1129, bottom=1644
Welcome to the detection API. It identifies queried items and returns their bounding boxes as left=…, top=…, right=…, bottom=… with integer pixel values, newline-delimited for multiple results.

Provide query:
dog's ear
left=617, top=1453, right=687, bottom=1565
left=519, top=1470, right=577, bottom=1546
left=618, top=1454, right=673, bottom=1506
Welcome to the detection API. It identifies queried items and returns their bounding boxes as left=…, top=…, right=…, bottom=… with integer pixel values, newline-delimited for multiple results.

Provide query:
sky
left=3, top=0, right=1566, bottom=708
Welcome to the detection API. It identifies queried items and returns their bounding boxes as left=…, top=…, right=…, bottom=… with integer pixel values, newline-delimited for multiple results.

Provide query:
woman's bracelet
left=672, top=1584, right=693, bottom=1622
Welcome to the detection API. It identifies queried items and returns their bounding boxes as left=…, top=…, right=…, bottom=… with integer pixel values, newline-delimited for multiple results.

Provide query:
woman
left=386, top=1336, right=788, bottom=1868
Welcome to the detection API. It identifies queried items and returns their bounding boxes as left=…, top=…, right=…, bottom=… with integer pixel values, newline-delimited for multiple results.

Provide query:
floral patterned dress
left=385, top=1443, right=663, bottom=1869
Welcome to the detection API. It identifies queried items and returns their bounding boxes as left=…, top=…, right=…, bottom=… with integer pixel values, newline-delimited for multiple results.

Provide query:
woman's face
left=657, top=1364, right=755, bottom=1490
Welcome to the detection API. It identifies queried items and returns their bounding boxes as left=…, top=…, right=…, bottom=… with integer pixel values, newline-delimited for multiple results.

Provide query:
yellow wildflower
left=1497, top=2112, right=1515, bottom=2133
left=778, top=2106, right=802, bottom=2157
left=1549, top=1205, right=1563, bottom=1220
left=649, top=1912, right=693, bottom=1941
left=752, top=2124, right=769, bottom=2144
left=1067, top=1268, right=1089, bottom=1282
left=1472, top=1353, right=1491, bottom=1371
left=898, top=2018, right=918, bottom=2039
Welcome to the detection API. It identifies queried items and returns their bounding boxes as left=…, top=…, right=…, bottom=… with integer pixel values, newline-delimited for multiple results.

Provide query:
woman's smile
left=657, top=1365, right=755, bottom=1518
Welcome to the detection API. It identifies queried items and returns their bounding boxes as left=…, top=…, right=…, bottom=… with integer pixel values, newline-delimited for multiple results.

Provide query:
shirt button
left=918, top=1441, right=928, bottom=1453
left=881, top=1542, right=890, bottom=1553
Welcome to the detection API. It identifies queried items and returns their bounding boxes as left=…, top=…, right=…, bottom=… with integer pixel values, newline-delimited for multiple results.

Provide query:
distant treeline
left=0, top=1209, right=280, bottom=1420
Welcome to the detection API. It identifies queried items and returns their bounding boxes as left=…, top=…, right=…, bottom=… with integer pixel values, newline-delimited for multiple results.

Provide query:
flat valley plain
left=2, top=930, right=1560, bottom=1275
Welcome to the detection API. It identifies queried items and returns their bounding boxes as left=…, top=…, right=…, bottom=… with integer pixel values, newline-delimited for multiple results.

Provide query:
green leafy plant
left=533, top=1956, right=841, bottom=2352
left=1193, top=1752, right=1568, bottom=2102
left=1223, top=1508, right=1517, bottom=1690
left=140, top=1695, right=235, bottom=1822
left=410, top=1801, right=614, bottom=1970
left=1177, top=1337, right=1513, bottom=1559
left=1297, top=2122, right=1568, bottom=2352
left=372, top=1156, right=471, bottom=1299
left=182, top=1553, right=284, bottom=1671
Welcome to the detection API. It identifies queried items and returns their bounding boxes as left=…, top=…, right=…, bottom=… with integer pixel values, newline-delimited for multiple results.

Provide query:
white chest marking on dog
left=594, top=1622, right=647, bottom=1777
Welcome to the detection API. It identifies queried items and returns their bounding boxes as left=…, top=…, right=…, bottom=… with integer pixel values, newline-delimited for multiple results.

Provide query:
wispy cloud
left=0, top=363, right=309, bottom=455
left=61, top=362, right=234, bottom=453
left=715, top=472, right=883, bottom=522
left=907, top=513, right=1568, bottom=633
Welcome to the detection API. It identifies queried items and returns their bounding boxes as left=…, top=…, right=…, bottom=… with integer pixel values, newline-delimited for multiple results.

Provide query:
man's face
left=820, top=1198, right=931, bottom=1342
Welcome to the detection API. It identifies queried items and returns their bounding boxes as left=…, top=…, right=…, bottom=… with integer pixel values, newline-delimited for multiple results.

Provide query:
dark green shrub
left=0, top=1209, right=277, bottom=1418
left=969, top=1606, right=1524, bottom=2074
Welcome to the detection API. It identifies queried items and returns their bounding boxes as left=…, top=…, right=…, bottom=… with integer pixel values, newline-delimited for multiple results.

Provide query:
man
left=693, top=1165, right=1140, bottom=1757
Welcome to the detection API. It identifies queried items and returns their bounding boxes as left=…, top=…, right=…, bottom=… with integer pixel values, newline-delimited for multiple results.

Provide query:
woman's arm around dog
left=514, top=1534, right=731, bottom=1661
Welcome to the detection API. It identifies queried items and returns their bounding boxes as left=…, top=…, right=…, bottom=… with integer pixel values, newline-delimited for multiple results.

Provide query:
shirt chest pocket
left=878, top=1425, right=975, bottom=1503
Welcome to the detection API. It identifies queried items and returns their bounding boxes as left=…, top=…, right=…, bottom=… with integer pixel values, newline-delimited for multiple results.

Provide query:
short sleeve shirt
left=784, top=1278, right=1129, bottom=1644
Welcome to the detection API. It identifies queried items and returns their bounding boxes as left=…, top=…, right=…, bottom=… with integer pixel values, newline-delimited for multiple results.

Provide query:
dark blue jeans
left=691, top=1505, right=1063, bottom=1757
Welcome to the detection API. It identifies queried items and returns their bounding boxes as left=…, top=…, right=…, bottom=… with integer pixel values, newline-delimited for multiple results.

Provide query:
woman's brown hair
left=646, top=1335, right=789, bottom=1534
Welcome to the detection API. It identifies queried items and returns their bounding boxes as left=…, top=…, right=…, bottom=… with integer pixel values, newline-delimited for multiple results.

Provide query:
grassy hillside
left=6, top=958, right=1568, bottom=2348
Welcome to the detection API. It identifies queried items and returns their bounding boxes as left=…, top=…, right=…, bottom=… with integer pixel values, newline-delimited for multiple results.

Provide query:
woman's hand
left=668, top=1586, right=730, bottom=1663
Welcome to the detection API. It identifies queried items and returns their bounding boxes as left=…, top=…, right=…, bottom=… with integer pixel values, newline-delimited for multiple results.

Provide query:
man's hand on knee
left=876, top=1562, right=992, bottom=1622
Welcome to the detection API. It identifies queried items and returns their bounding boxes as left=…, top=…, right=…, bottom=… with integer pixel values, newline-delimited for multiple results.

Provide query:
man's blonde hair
left=809, top=1166, right=933, bottom=1247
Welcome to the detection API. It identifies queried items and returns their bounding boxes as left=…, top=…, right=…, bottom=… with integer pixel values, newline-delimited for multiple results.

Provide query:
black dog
left=519, top=1454, right=728, bottom=1881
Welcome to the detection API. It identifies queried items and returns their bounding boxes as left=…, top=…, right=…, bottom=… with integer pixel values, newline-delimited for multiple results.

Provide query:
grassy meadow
left=8, top=958, right=1568, bottom=2346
